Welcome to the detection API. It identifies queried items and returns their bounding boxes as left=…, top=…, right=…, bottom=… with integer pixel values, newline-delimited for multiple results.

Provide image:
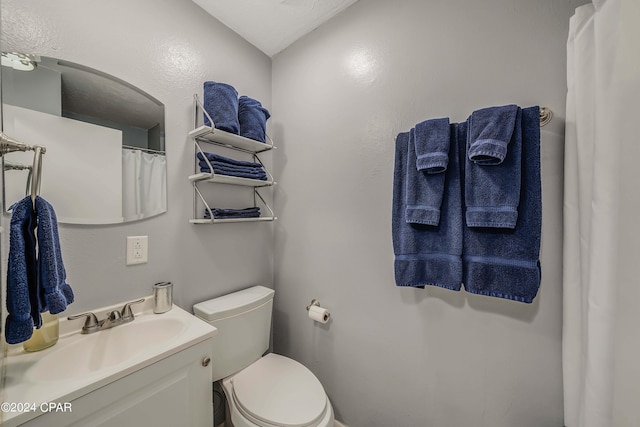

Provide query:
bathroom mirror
left=1, top=55, right=166, bottom=224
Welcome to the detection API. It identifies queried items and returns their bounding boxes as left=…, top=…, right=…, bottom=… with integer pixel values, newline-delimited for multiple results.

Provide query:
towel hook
left=30, top=146, right=43, bottom=209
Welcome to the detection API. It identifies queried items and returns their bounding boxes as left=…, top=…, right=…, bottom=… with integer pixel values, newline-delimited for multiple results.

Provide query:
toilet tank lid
left=193, top=285, right=275, bottom=322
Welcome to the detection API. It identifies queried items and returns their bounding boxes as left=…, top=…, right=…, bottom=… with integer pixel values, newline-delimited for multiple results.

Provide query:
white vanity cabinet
left=22, top=339, right=213, bottom=427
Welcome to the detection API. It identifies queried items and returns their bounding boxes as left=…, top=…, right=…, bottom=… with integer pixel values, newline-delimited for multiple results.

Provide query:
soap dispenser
left=23, top=311, right=59, bottom=352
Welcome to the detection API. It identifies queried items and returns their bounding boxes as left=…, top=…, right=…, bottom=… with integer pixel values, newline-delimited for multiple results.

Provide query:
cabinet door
left=24, top=339, right=213, bottom=427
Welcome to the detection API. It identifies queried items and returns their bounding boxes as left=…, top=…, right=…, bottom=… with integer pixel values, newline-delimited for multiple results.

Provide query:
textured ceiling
left=192, top=0, right=359, bottom=57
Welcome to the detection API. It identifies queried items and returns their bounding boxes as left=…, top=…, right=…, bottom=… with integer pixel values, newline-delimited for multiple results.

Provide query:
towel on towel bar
left=5, top=196, right=39, bottom=344
left=203, top=81, right=240, bottom=134
left=5, top=196, right=75, bottom=344
left=392, top=126, right=463, bottom=290
left=465, top=106, right=522, bottom=229
left=467, top=104, right=518, bottom=165
left=238, top=96, right=271, bottom=143
left=405, top=127, right=447, bottom=226
left=414, top=117, right=450, bottom=173
left=462, top=106, right=541, bottom=303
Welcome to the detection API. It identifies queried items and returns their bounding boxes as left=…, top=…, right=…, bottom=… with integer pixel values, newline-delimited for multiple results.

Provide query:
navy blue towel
left=203, top=81, right=240, bottom=134
left=462, top=106, right=541, bottom=303
left=465, top=107, right=522, bottom=229
left=405, top=128, right=446, bottom=226
left=5, top=197, right=38, bottom=344
left=197, top=151, right=264, bottom=169
left=238, top=96, right=271, bottom=143
left=392, top=127, right=463, bottom=291
left=199, top=161, right=268, bottom=180
left=414, top=117, right=450, bottom=173
left=205, top=207, right=261, bottom=219
left=467, top=104, right=518, bottom=165
left=36, top=196, right=74, bottom=315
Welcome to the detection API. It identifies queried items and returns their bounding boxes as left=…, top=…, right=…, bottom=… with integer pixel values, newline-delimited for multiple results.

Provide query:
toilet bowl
left=222, top=353, right=334, bottom=427
left=193, top=286, right=334, bottom=427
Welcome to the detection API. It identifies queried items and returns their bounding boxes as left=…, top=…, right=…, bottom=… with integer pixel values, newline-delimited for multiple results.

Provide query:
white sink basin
left=27, top=316, right=186, bottom=381
left=2, top=298, right=217, bottom=427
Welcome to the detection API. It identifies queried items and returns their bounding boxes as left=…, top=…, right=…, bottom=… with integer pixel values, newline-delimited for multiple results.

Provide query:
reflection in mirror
left=1, top=55, right=166, bottom=224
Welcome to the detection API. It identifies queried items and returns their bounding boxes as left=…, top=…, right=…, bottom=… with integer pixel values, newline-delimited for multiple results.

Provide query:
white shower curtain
left=122, top=149, right=167, bottom=221
left=563, top=0, right=640, bottom=425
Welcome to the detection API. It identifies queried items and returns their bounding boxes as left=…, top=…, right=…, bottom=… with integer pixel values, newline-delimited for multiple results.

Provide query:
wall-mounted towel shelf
left=188, top=171, right=275, bottom=187
left=188, top=94, right=276, bottom=224
left=189, top=125, right=274, bottom=154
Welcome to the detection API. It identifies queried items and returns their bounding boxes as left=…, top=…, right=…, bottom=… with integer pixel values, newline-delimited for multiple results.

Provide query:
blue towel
left=462, top=106, right=541, bottom=303
left=197, top=151, right=264, bottom=169
left=467, top=104, right=518, bottom=165
left=5, top=197, right=38, bottom=344
left=203, top=81, right=240, bottom=134
left=36, top=196, right=74, bottom=314
left=392, top=126, right=463, bottom=291
left=405, top=128, right=447, bottom=226
left=238, top=96, right=271, bottom=143
left=205, top=207, right=261, bottom=219
left=414, top=117, right=450, bottom=173
left=465, top=107, right=522, bottom=229
left=199, top=161, right=268, bottom=181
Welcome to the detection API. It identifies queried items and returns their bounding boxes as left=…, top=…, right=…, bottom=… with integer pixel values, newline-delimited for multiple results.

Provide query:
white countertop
left=0, top=298, right=216, bottom=427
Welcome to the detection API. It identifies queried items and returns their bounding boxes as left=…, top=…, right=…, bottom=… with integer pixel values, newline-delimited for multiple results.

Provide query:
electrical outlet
left=126, top=236, right=148, bottom=265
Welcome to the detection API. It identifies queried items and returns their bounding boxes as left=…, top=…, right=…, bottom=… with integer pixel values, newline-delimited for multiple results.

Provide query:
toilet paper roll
left=308, top=305, right=330, bottom=324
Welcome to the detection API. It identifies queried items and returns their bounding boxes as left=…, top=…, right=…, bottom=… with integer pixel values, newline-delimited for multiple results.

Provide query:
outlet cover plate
left=126, top=235, right=148, bottom=265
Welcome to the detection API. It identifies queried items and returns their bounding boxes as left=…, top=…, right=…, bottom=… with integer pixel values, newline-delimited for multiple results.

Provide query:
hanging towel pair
left=465, top=104, right=521, bottom=228
left=392, top=125, right=463, bottom=290
left=392, top=105, right=541, bottom=303
left=405, top=118, right=450, bottom=226
left=5, top=196, right=74, bottom=344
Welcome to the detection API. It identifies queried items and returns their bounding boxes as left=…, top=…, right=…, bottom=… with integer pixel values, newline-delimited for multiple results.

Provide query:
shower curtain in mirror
left=122, top=148, right=167, bottom=221
left=563, top=0, right=640, bottom=425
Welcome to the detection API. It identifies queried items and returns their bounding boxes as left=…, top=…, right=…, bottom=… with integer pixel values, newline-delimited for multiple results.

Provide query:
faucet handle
left=67, top=312, right=100, bottom=334
left=121, top=298, right=145, bottom=321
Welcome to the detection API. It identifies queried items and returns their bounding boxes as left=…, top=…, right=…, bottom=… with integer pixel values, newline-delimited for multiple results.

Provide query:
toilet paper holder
left=306, top=299, right=320, bottom=311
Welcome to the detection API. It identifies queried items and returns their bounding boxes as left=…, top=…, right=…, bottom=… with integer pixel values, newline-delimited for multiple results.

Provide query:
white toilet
left=193, top=285, right=334, bottom=427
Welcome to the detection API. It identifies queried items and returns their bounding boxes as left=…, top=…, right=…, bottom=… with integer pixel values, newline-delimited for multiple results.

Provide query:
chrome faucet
left=68, top=298, right=145, bottom=334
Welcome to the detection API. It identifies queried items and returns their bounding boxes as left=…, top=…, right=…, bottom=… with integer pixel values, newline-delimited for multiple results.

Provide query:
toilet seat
left=230, top=353, right=329, bottom=427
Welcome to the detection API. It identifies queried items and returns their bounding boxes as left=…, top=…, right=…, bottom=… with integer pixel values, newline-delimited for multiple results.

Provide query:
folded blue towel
left=197, top=151, right=264, bottom=169
left=36, top=196, right=74, bottom=314
left=5, top=196, right=38, bottom=344
left=203, top=81, right=240, bottom=134
left=414, top=117, right=450, bottom=173
left=199, top=161, right=268, bottom=181
left=405, top=128, right=447, bottom=226
left=467, top=104, right=519, bottom=165
left=392, top=126, right=463, bottom=291
left=465, top=107, right=522, bottom=228
left=205, top=207, right=261, bottom=219
left=238, top=96, right=271, bottom=143
left=462, top=106, right=541, bottom=303
left=199, top=160, right=266, bottom=174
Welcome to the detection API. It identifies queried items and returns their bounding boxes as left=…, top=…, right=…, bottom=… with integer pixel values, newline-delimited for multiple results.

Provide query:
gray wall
left=271, top=1, right=583, bottom=426
left=1, top=0, right=274, bottom=314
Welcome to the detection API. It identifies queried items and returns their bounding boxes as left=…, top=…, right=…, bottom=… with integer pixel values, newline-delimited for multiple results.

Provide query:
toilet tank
left=193, top=285, right=275, bottom=381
